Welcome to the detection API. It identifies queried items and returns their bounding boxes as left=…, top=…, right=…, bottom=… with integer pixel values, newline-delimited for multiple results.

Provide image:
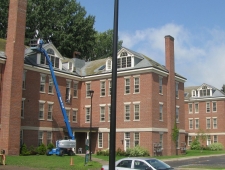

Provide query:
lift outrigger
left=30, top=38, right=76, bottom=156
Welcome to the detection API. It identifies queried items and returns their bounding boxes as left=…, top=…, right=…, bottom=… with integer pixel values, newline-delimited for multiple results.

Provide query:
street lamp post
left=89, top=90, right=94, bottom=161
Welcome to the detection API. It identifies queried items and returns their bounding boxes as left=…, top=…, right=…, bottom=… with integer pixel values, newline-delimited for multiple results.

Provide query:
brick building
left=0, top=34, right=187, bottom=156
left=185, top=84, right=225, bottom=148
left=0, top=0, right=187, bottom=156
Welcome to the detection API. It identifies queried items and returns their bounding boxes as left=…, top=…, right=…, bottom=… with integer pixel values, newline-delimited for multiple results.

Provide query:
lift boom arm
left=36, top=39, right=75, bottom=140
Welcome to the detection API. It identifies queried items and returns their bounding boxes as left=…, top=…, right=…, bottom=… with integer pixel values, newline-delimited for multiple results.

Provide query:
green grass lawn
left=3, top=150, right=225, bottom=170
left=5, top=155, right=101, bottom=170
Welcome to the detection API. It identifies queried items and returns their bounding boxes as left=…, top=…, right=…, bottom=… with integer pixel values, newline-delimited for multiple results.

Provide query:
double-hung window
left=206, top=102, right=210, bottom=113
left=47, top=103, right=53, bottom=120
left=133, top=102, right=140, bottom=120
left=85, top=106, right=91, bottom=123
left=100, top=81, right=106, bottom=97
left=22, top=70, right=27, bottom=89
left=40, top=74, right=46, bottom=92
left=134, top=132, right=140, bottom=146
left=175, top=82, right=179, bottom=98
left=195, top=103, right=199, bottom=113
left=38, top=131, right=43, bottom=145
left=195, top=118, right=199, bottom=129
left=189, top=119, right=193, bottom=129
left=159, top=76, right=163, bottom=94
left=100, top=105, right=105, bottom=122
left=73, top=81, right=78, bottom=98
left=212, top=102, right=217, bottom=112
left=48, top=77, right=54, bottom=94
left=21, top=98, right=25, bottom=118
left=98, top=133, right=103, bottom=148
left=159, top=103, right=163, bottom=121
left=86, top=82, right=91, bottom=97
left=124, top=78, right=130, bottom=94
left=108, top=80, right=112, bottom=96
left=47, top=132, right=52, bottom=145
left=188, top=103, right=193, bottom=113
left=176, top=106, right=179, bottom=123
left=206, top=118, right=211, bottom=129
left=72, top=109, right=78, bottom=122
left=124, top=103, right=130, bottom=121
left=66, top=80, right=71, bottom=102
left=213, top=117, right=217, bottom=129
left=134, top=76, right=140, bottom=93
left=39, top=100, right=45, bottom=120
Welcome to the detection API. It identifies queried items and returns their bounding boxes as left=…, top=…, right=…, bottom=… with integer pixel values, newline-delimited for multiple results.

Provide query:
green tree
left=0, top=0, right=9, bottom=39
left=197, top=129, right=208, bottom=151
left=92, top=29, right=123, bottom=60
left=172, top=122, right=179, bottom=155
left=25, top=0, right=96, bottom=58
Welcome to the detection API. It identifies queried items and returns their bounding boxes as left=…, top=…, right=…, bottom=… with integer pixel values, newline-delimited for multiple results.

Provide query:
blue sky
left=78, top=0, right=225, bottom=89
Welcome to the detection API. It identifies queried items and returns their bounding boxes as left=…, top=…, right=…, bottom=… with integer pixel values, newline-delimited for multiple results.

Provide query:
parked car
left=101, top=157, right=174, bottom=170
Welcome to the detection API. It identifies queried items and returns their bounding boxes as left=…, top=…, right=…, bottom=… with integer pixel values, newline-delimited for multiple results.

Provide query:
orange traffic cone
left=70, top=156, right=74, bottom=166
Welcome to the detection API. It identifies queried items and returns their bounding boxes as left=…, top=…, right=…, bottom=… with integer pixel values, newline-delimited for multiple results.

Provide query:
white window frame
left=212, top=101, right=217, bottom=112
left=85, top=106, right=91, bottom=123
left=188, top=136, right=192, bottom=146
left=100, top=105, right=106, bottom=122
left=124, top=77, right=130, bottom=94
left=134, top=102, right=140, bottom=121
left=195, top=118, right=199, bottom=129
left=124, top=132, right=130, bottom=151
left=106, top=59, right=112, bottom=70
left=38, top=131, right=43, bottom=146
left=108, top=104, right=111, bottom=122
left=108, top=79, right=112, bottom=96
left=72, top=109, right=78, bottom=123
left=195, top=103, right=199, bottom=113
left=213, top=135, right=218, bottom=143
left=98, top=133, right=103, bottom=148
left=47, top=131, right=52, bottom=145
left=86, top=82, right=91, bottom=98
left=100, top=80, right=106, bottom=97
left=66, top=108, right=70, bottom=122
left=134, top=132, right=140, bottom=147
left=134, top=76, right=140, bottom=94
left=66, top=80, right=71, bottom=102
left=189, top=118, right=193, bottom=129
left=39, top=100, right=45, bottom=120
left=159, top=76, right=163, bottom=94
left=206, top=102, right=210, bottom=113
left=73, top=81, right=78, bottom=98
left=47, top=102, right=53, bottom=121
left=176, top=106, right=179, bottom=123
left=159, top=102, right=163, bottom=121
left=48, top=76, right=54, bottom=94
left=206, top=117, right=211, bottom=129
left=207, top=135, right=211, bottom=145
left=40, top=74, right=46, bottom=93
left=213, top=117, right=217, bottom=129
left=176, top=82, right=179, bottom=98
left=124, top=103, right=131, bottom=121
left=188, top=103, right=193, bottom=114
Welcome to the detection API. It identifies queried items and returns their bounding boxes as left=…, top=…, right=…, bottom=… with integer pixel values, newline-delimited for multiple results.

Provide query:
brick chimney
left=0, top=0, right=27, bottom=155
left=165, top=35, right=176, bottom=156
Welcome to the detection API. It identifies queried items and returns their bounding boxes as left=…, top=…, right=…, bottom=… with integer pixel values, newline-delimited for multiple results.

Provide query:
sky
left=78, top=0, right=225, bottom=89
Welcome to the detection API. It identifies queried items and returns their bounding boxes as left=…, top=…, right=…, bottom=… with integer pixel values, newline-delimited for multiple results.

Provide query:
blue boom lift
left=30, top=39, right=76, bottom=156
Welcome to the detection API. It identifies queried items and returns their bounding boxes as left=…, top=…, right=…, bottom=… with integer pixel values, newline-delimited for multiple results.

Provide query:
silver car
left=101, top=157, right=174, bottom=170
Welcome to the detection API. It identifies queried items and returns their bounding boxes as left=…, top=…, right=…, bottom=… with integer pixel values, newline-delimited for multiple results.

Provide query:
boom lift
left=30, top=39, right=76, bottom=156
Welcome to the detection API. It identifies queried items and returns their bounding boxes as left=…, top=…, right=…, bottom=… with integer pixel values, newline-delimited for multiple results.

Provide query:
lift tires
left=46, top=149, right=51, bottom=156
left=59, top=150, right=64, bottom=156
left=68, top=150, right=74, bottom=156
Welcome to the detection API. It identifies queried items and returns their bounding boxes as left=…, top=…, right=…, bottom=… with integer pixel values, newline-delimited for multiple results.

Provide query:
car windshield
left=146, top=159, right=170, bottom=169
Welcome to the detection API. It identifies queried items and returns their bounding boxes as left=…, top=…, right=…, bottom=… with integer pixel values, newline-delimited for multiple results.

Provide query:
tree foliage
left=1, top=0, right=123, bottom=60
left=0, top=0, right=9, bottom=39
left=25, top=0, right=96, bottom=58
left=92, top=29, right=123, bottom=60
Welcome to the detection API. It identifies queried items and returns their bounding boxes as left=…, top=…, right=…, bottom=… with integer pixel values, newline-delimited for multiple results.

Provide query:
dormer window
left=117, top=56, right=131, bottom=68
left=106, top=59, right=112, bottom=70
left=40, top=48, right=60, bottom=68
left=69, top=62, right=73, bottom=70
left=120, top=52, right=127, bottom=56
left=199, top=85, right=211, bottom=97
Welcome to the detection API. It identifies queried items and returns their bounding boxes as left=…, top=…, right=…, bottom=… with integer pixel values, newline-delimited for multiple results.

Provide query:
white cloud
left=119, top=23, right=225, bottom=89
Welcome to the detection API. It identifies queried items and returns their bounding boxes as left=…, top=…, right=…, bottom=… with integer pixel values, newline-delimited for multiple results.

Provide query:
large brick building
left=0, top=0, right=187, bottom=156
left=185, top=84, right=225, bottom=148
left=0, top=35, right=187, bottom=156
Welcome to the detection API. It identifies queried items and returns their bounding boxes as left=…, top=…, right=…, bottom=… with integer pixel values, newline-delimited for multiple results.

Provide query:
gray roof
left=184, top=83, right=225, bottom=100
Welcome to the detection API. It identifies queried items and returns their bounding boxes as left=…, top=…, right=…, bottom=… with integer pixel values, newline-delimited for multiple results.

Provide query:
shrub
left=190, top=138, right=201, bottom=150
left=126, top=145, right=149, bottom=157
left=47, top=143, right=55, bottom=150
left=29, top=145, right=38, bottom=155
left=208, top=143, right=224, bottom=151
left=37, top=143, right=47, bottom=155
left=96, top=149, right=109, bottom=156
left=20, top=144, right=30, bottom=156
left=116, top=148, right=126, bottom=156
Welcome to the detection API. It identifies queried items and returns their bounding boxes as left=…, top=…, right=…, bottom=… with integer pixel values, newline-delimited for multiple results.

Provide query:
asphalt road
left=164, top=155, right=225, bottom=169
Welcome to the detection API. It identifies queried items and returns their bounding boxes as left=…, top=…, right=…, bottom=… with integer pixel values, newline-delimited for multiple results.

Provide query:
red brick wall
left=0, top=0, right=27, bottom=155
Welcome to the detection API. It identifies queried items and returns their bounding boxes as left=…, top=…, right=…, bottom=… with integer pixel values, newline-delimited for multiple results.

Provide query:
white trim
left=47, top=101, right=54, bottom=104
left=133, top=101, right=140, bottom=104
left=99, top=104, right=106, bottom=106
left=21, top=126, right=63, bottom=131
left=98, top=127, right=169, bottom=133
left=39, top=100, right=46, bottom=103
left=124, top=102, right=131, bottom=105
